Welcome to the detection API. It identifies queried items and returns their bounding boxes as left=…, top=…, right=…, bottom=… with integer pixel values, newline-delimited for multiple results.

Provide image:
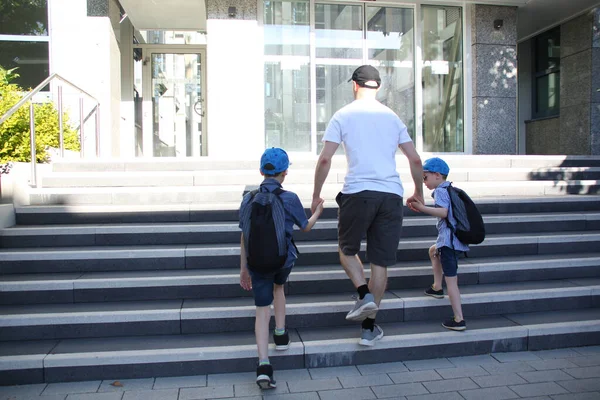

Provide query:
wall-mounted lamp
left=494, top=19, right=503, bottom=30
left=228, top=6, right=237, bottom=18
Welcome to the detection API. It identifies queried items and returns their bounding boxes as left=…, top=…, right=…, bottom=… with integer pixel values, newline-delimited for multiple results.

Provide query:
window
left=533, top=27, right=560, bottom=119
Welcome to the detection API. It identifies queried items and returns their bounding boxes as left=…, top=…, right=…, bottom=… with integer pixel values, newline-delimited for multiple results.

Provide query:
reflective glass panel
left=264, top=0, right=311, bottom=151
left=0, top=0, right=48, bottom=36
left=421, top=6, right=464, bottom=152
left=0, top=41, right=49, bottom=89
left=367, top=6, right=415, bottom=141
left=138, top=31, right=207, bottom=45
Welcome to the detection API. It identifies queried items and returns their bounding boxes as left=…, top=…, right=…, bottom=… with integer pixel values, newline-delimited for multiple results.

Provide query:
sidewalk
left=1, top=346, right=600, bottom=400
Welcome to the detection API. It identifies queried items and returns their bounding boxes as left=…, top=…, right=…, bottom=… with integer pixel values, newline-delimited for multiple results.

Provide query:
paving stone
left=422, top=378, right=479, bottom=393
left=482, top=361, right=536, bottom=375
left=563, top=366, right=600, bottom=379
left=66, top=393, right=124, bottom=400
left=492, top=352, right=542, bottom=362
left=551, top=393, right=600, bottom=400
left=518, top=370, right=574, bottom=383
left=459, top=386, right=520, bottom=400
left=121, top=390, right=178, bottom=400
left=531, top=348, right=582, bottom=359
left=370, top=383, right=428, bottom=398
left=287, top=378, right=342, bottom=393
left=0, top=384, right=46, bottom=397
left=472, top=373, right=528, bottom=388
left=266, top=393, right=319, bottom=400
left=339, top=374, right=393, bottom=388
left=573, top=346, right=600, bottom=355
left=98, top=379, right=154, bottom=392
left=356, top=362, right=408, bottom=375
left=233, top=382, right=290, bottom=397
left=43, top=382, right=102, bottom=396
left=406, top=392, right=464, bottom=400
left=273, top=369, right=311, bottom=382
left=218, top=397, right=262, bottom=400
left=517, top=397, right=551, bottom=400
left=153, top=375, right=206, bottom=389
left=179, top=386, right=234, bottom=400
left=7, top=395, right=66, bottom=400
left=403, top=358, right=455, bottom=371
left=447, top=354, right=500, bottom=367
left=566, top=356, right=600, bottom=367
left=318, top=387, right=376, bottom=400
left=509, top=382, right=569, bottom=397
left=557, top=378, right=600, bottom=393
left=527, top=359, right=579, bottom=371
left=388, top=370, right=443, bottom=384
left=308, top=366, right=361, bottom=380
left=436, top=366, right=489, bottom=379
left=207, top=372, right=255, bottom=386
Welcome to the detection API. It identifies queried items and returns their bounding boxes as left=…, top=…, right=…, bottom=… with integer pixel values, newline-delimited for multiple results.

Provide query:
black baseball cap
left=348, top=65, right=381, bottom=88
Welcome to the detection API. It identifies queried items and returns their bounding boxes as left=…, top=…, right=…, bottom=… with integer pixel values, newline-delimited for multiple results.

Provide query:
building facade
left=1, top=0, right=599, bottom=159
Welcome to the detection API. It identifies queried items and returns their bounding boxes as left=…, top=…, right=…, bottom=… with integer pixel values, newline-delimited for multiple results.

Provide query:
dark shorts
left=336, top=190, right=403, bottom=267
left=249, top=266, right=292, bottom=307
left=439, top=246, right=460, bottom=277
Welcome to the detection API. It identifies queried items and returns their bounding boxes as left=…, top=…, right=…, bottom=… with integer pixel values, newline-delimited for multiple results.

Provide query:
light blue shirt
left=433, top=181, right=469, bottom=252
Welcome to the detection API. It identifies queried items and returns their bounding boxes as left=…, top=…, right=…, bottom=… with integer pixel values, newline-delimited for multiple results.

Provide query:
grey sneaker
left=346, top=293, right=378, bottom=321
left=359, top=324, right=384, bottom=346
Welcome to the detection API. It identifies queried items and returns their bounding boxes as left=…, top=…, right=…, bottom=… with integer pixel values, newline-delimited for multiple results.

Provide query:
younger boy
left=239, top=147, right=324, bottom=389
left=408, top=157, right=468, bottom=331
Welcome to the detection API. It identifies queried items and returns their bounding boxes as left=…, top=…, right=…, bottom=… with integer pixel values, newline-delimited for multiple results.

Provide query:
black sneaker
left=442, top=317, right=466, bottom=331
left=424, top=285, right=444, bottom=299
left=256, top=363, right=276, bottom=389
left=273, top=329, right=290, bottom=351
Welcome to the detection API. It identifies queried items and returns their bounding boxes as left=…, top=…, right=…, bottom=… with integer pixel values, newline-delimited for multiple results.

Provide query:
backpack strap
left=444, top=183, right=457, bottom=251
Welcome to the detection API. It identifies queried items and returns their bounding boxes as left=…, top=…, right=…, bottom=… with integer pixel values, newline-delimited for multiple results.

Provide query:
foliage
left=0, top=65, right=80, bottom=163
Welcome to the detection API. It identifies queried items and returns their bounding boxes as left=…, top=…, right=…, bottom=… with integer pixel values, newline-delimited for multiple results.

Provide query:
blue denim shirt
left=239, top=178, right=309, bottom=268
left=433, top=181, right=469, bottom=252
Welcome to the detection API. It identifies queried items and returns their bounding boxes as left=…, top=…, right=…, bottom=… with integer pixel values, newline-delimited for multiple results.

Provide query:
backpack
left=446, top=183, right=486, bottom=245
left=240, top=187, right=288, bottom=274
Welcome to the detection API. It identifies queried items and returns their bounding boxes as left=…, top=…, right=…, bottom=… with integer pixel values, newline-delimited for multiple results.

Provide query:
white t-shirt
left=323, top=98, right=412, bottom=197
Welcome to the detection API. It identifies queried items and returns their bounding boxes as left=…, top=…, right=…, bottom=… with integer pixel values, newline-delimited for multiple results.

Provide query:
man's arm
left=398, top=141, right=423, bottom=210
left=312, top=140, right=339, bottom=213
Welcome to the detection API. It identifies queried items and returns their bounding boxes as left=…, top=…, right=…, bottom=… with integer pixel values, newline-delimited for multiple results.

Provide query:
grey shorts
left=336, top=190, right=404, bottom=267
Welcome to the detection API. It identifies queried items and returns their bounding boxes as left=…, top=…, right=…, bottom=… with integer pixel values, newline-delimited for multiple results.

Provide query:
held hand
left=240, top=267, right=252, bottom=291
left=314, top=199, right=325, bottom=216
left=407, top=195, right=424, bottom=212
left=311, top=197, right=324, bottom=214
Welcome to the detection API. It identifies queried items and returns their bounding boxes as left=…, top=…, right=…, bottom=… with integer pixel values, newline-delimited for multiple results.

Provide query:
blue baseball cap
left=260, top=147, right=290, bottom=175
left=423, top=157, right=450, bottom=175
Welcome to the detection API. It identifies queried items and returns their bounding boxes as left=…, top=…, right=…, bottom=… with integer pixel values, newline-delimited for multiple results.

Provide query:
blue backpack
left=240, top=187, right=288, bottom=273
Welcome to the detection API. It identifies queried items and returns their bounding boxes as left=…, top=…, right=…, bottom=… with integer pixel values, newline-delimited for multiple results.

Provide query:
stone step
left=14, top=195, right=600, bottom=225
left=22, top=180, right=600, bottom=206
left=1, top=279, right=598, bottom=341
left=3, top=212, right=600, bottom=248
left=2, top=253, right=599, bottom=305
left=1, top=231, right=600, bottom=274
left=39, top=167, right=600, bottom=188
left=2, top=308, right=599, bottom=385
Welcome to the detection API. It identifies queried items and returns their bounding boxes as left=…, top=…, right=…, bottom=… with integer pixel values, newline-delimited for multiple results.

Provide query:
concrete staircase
left=1, top=155, right=600, bottom=385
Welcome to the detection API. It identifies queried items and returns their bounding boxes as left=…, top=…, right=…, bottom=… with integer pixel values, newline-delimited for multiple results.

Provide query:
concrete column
left=591, top=9, right=600, bottom=155
left=471, top=5, right=518, bottom=154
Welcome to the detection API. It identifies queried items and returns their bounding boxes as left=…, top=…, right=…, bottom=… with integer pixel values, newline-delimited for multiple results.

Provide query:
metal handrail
left=0, top=73, right=100, bottom=187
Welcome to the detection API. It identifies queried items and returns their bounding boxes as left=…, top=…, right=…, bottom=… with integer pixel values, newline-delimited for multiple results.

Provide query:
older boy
left=239, top=147, right=324, bottom=389
left=408, top=157, right=468, bottom=331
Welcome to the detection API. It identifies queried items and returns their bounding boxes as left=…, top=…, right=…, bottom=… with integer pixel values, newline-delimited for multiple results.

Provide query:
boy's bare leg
left=339, top=250, right=366, bottom=288
left=367, top=263, right=387, bottom=318
left=444, top=276, right=464, bottom=321
left=273, top=284, right=286, bottom=330
left=255, top=306, right=271, bottom=361
left=429, top=245, right=443, bottom=291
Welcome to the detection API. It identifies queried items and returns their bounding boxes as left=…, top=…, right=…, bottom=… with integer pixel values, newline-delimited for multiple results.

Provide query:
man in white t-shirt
left=312, top=65, right=424, bottom=346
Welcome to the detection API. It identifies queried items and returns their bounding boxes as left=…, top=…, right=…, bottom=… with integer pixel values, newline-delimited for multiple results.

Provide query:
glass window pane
left=421, top=6, right=464, bottom=152
left=315, top=3, right=363, bottom=153
left=138, top=31, right=207, bottom=45
left=367, top=6, right=415, bottom=141
left=535, top=28, right=560, bottom=72
left=0, top=0, right=48, bottom=36
left=0, top=41, right=49, bottom=89
left=264, top=0, right=311, bottom=151
left=535, top=72, right=560, bottom=117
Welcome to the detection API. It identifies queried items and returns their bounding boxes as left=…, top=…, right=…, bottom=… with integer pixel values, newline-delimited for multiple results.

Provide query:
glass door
left=139, top=49, right=206, bottom=157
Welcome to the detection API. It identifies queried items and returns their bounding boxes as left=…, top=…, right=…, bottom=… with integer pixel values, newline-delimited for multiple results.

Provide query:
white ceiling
left=517, top=0, right=600, bottom=40
left=119, top=0, right=207, bottom=31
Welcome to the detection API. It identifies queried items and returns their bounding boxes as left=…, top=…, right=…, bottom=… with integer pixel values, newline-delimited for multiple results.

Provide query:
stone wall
left=471, top=5, right=518, bottom=154
left=525, top=117, right=560, bottom=154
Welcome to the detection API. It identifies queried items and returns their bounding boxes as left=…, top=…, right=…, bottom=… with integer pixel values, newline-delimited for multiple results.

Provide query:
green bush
left=0, top=66, right=80, bottom=163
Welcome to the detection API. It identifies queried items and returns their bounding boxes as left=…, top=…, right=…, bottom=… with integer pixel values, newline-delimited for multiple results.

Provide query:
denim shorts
left=249, top=266, right=292, bottom=307
left=439, top=246, right=460, bottom=277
